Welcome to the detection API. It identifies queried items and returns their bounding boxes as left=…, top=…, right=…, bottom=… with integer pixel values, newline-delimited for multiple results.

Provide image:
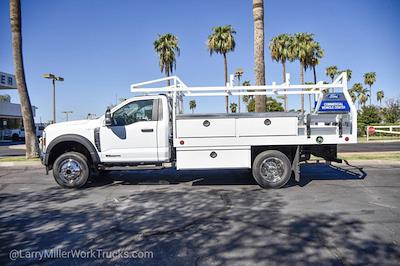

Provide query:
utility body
left=40, top=72, right=356, bottom=188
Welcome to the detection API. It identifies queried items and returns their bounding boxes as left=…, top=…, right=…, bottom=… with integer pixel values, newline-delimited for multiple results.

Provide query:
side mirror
left=104, top=107, right=113, bottom=127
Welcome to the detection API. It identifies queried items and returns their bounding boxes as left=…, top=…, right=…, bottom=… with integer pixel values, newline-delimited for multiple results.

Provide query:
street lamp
left=61, top=111, right=73, bottom=121
left=43, top=73, right=64, bottom=123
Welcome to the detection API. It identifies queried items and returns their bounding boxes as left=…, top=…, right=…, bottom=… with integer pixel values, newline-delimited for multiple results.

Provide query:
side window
left=112, top=100, right=153, bottom=126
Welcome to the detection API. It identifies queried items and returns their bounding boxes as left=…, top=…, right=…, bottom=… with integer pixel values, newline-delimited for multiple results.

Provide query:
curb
left=0, top=161, right=42, bottom=167
left=338, top=160, right=400, bottom=166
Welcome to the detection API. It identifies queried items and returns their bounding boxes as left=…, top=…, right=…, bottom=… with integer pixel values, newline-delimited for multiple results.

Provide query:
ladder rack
left=129, top=72, right=356, bottom=143
left=131, top=73, right=347, bottom=97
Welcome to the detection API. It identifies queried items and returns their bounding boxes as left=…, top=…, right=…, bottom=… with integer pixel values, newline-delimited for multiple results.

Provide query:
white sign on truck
left=40, top=72, right=356, bottom=189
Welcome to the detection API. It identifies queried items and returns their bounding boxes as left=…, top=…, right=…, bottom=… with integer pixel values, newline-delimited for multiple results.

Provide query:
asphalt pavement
left=0, top=162, right=399, bottom=265
left=338, top=141, right=400, bottom=152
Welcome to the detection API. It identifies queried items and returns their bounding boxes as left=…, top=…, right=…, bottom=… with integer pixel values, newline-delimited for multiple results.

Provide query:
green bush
left=245, top=97, right=284, bottom=112
left=382, top=99, right=400, bottom=123
left=357, top=106, right=381, bottom=136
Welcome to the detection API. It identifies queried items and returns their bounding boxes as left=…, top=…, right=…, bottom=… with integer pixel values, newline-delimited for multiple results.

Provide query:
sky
left=0, top=0, right=399, bottom=122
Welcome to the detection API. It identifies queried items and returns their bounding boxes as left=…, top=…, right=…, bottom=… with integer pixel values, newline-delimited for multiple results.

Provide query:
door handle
left=141, top=128, right=154, bottom=132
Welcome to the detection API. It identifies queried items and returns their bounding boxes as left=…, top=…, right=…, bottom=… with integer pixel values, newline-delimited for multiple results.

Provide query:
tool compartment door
left=237, top=117, right=298, bottom=136
left=176, top=118, right=235, bottom=138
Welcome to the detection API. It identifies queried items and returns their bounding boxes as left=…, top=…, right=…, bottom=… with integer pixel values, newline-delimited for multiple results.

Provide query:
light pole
left=234, top=68, right=244, bottom=113
left=62, top=111, right=73, bottom=121
left=43, top=73, right=64, bottom=123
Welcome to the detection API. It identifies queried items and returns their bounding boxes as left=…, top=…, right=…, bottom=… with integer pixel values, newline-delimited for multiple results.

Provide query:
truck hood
left=45, top=119, right=101, bottom=132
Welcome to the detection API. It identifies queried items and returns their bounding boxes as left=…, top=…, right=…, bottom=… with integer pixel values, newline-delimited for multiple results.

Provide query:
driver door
left=99, top=99, right=158, bottom=163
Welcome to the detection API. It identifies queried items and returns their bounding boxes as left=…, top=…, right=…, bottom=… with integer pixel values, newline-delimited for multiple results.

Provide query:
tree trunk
left=10, top=0, right=39, bottom=158
left=253, top=0, right=266, bottom=112
left=312, top=64, right=316, bottom=106
left=223, top=53, right=229, bottom=113
left=369, top=85, right=372, bottom=106
left=282, top=61, right=287, bottom=111
left=313, top=65, right=317, bottom=84
left=300, top=63, right=304, bottom=114
left=166, top=67, right=170, bottom=86
left=237, top=76, right=241, bottom=113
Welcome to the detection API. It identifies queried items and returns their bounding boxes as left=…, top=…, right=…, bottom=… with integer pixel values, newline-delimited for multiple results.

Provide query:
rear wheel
left=53, top=152, right=90, bottom=188
left=252, top=150, right=291, bottom=189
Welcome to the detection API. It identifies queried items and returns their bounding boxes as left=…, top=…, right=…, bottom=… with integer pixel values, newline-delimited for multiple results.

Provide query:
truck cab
left=99, top=95, right=171, bottom=163
left=42, top=95, right=172, bottom=185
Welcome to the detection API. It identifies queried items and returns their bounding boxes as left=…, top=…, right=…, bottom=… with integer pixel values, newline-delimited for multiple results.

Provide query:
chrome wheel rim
left=59, top=159, right=82, bottom=183
left=260, top=158, right=285, bottom=183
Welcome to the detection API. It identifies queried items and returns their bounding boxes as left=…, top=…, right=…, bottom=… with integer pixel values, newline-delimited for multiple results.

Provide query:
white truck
left=40, top=72, right=356, bottom=189
left=11, top=124, right=45, bottom=141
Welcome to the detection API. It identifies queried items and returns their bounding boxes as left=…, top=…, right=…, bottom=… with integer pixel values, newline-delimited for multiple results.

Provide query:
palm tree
left=153, top=33, right=180, bottom=86
left=358, top=87, right=369, bottom=108
left=348, top=88, right=357, bottom=104
left=207, top=25, right=236, bottom=113
left=242, top=80, right=251, bottom=86
left=234, top=68, right=244, bottom=113
left=307, top=41, right=324, bottom=84
left=292, top=32, right=314, bottom=114
left=189, top=100, right=196, bottom=114
left=253, top=0, right=266, bottom=112
left=306, top=40, right=324, bottom=113
left=242, top=80, right=252, bottom=105
left=341, top=69, right=352, bottom=82
left=376, top=90, right=384, bottom=107
left=351, top=83, right=364, bottom=109
left=325, top=65, right=338, bottom=82
left=269, top=33, right=292, bottom=111
left=304, top=82, right=315, bottom=113
left=364, top=72, right=376, bottom=106
left=10, top=0, right=39, bottom=158
left=230, top=103, right=238, bottom=113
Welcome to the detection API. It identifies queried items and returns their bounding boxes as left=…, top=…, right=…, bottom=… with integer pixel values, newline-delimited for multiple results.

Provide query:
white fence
left=366, top=125, right=400, bottom=141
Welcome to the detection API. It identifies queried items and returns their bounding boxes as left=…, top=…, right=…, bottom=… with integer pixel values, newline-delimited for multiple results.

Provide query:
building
left=0, top=71, right=38, bottom=140
left=0, top=102, right=37, bottom=140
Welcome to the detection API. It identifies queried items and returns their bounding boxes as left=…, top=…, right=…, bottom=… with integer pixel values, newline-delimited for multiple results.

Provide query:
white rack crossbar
left=131, top=73, right=347, bottom=97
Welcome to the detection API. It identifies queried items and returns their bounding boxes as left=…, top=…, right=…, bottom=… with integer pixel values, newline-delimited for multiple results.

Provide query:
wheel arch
left=44, top=134, right=100, bottom=170
left=251, top=145, right=298, bottom=164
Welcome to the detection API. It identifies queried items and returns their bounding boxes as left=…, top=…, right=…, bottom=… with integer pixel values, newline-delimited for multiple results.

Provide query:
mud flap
left=292, top=145, right=300, bottom=182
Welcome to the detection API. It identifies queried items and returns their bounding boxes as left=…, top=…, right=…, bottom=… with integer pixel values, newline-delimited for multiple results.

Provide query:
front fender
left=44, top=134, right=100, bottom=167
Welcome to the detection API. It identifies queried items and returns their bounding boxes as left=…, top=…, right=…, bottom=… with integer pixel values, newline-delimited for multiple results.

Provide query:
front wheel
left=252, top=150, right=292, bottom=189
left=12, top=134, right=19, bottom=141
left=53, top=152, right=90, bottom=188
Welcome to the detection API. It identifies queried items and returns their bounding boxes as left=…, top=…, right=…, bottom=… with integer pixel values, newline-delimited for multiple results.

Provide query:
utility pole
left=43, top=73, right=64, bottom=123
left=62, top=111, right=73, bottom=121
left=234, top=68, right=244, bottom=113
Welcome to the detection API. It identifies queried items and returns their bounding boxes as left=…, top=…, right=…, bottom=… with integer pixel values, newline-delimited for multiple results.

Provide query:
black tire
left=53, top=151, right=90, bottom=188
left=12, top=134, right=19, bottom=142
left=252, top=150, right=292, bottom=189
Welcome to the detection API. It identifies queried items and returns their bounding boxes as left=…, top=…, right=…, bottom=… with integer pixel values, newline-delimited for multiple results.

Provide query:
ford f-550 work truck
left=40, top=72, right=356, bottom=189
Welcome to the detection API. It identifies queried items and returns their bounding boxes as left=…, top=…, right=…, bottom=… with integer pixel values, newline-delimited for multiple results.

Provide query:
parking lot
left=0, top=161, right=399, bottom=265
